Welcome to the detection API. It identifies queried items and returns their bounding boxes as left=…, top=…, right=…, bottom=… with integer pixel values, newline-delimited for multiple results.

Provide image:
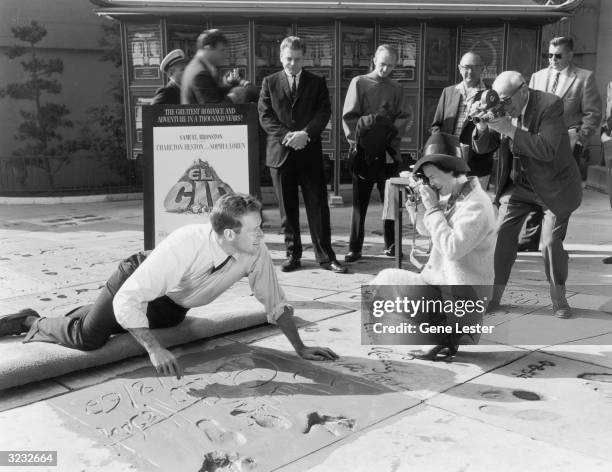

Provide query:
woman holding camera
left=370, top=132, right=497, bottom=361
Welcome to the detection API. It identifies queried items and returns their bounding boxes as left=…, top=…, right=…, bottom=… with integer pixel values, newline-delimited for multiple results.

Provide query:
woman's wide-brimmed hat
left=412, top=132, right=471, bottom=176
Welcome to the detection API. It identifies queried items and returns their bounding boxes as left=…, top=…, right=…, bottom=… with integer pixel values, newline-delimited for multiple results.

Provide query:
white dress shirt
left=284, top=69, right=302, bottom=89
left=113, top=224, right=290, bottom=329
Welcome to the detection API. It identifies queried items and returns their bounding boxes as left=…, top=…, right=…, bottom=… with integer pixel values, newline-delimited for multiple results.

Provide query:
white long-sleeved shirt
left=113, top=224, right=290, bottom=329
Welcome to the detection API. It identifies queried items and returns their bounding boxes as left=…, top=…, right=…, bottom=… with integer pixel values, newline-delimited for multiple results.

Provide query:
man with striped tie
left=519, top=36, right=602, bottom=251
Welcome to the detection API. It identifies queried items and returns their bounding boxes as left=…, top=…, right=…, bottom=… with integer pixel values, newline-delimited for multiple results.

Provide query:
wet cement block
left=250, top=313, right=528, bottom=400
left=55, top=338, right=234, bottom=391
left=44, top=343, right=418, bottom=471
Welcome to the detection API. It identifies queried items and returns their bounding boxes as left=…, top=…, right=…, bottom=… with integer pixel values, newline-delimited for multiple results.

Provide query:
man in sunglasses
left=471, top=71, right=582, bottom=318
left=518, top=36, right=601, bottom=251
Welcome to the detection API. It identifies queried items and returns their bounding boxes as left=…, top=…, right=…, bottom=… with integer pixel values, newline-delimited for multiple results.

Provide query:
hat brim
left=162, top=58, right=187, bottom=72
left=412, top=154, right=471, bottom=176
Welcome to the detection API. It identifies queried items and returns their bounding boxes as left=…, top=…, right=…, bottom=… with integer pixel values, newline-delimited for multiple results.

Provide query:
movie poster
left=126, top=23, right=162, bottom=83
left=143, top=104, right=259, bottom=248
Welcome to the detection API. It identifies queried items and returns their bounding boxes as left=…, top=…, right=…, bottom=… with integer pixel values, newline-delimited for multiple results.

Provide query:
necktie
left=291, top=75, right=297, bottom=101
left=550, top=72, right=560, bottom=94
left=212, top=256, right=232, bottom=273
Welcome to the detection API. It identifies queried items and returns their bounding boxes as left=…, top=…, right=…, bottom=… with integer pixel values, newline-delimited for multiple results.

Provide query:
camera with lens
left=402, top=171, right=430, bottom=205
left=468, top=89, right=507, bottom=124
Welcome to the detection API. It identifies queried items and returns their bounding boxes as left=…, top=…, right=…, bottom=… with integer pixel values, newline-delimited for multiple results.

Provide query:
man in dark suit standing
left=151, top=49, right=186, bottom=105
left=258, top=36, right=346, bottom=273
left=472, top=71, right=582, bottom=318
left=181, top=29, right=240, bottom=105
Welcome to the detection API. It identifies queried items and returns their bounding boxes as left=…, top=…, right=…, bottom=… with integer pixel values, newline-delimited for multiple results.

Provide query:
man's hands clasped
left=282, top=130, right=310, bottom=151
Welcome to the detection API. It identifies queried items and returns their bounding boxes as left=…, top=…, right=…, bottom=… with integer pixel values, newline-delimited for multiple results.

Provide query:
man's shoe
left=344, top=251, right=362, bottom=263
left=0, top=309, right=40, bottom=336
left=603, top=256, right=612, bottom=264
left=554, top=307, right=572, bottom=319
left=383, top=245, right=395, bottom=257
left=281, top=258, right=301, bottom=272
left=320, top=260, right=348, bottom=274
left=550, top=284, right=571, bottom=319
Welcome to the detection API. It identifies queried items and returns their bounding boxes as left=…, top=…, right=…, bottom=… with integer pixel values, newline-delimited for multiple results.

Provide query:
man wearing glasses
left=431, top=52, right=494, bottom=190
left=472, top=71, right=582, bottom=318
left=518, top=36, right=601, bottom=251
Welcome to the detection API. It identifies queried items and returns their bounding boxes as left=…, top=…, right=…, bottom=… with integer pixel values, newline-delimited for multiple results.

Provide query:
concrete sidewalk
left=0, top=190, right=611, bottom=471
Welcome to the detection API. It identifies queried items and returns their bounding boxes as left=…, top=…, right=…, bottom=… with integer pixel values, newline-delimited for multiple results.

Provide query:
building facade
left=91, top=0, right=595, bottom=193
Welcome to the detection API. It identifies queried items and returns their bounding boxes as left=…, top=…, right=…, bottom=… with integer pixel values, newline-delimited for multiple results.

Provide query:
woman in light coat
left=370, top=132, right=497, bottom=361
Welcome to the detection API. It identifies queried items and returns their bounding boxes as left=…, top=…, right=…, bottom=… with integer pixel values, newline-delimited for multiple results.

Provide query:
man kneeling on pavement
left=0, top=194, right=338, bottom=378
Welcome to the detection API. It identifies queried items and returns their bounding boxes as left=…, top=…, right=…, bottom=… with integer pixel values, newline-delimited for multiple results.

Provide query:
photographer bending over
left=471, top=71, right=582, bottom=318
left=371, top=132, right=496, bottom=361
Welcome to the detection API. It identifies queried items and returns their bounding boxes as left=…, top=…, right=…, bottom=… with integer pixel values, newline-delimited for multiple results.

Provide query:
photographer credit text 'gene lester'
left=361, top=287, right=495, bottom=344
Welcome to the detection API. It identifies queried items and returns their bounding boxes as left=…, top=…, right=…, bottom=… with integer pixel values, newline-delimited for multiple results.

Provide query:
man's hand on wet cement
left=297, top=346, right=339, bottom=361
left=148, top=347, right=184, bottom=379
left=128, top=327, right=183, bottom=379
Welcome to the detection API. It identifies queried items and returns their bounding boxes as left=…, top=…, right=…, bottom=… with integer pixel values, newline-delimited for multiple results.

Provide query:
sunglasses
left=499, top=82, right=526, bottom=105
left=548, top=53, right=563, bottom=59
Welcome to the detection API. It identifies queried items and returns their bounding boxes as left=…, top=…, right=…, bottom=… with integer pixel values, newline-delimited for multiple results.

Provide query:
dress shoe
left=412, top=343, right=458, bottom=362
left=383, top=245, right=395, bottom=257
left=320, top=260, right=348, bottom=274
left=344, top=251, right=362, bottom=263
left=554, top=307, right=572, bottom=319
left=603, top=256, right=612, bottom=264
left=550, top=284, right=571, bottom=319
left=0, top=308, right=40, bottom=336
left=281, top=258, right=301, bottom=272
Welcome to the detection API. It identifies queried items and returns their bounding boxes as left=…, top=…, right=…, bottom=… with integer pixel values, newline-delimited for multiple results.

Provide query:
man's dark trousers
left=23, top=252, right=187, bottom=350
left=349, top=162, right=398, bottom=253
left=495, top=184, right=570, bottom=289
left=270, top=151, right=335, bottom=264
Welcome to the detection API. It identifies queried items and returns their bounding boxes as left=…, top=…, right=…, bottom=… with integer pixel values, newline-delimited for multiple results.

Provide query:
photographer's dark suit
left=473, top=89, right=582, bottom=307
left=152, top=81, right=181, bottom=105
left=181, top=55, right=232, bottom=105
left=258, top=69, right=336, bottom=263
